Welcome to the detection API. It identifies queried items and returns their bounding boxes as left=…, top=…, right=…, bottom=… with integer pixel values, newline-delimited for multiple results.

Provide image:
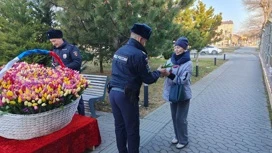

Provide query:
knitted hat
left=175, top=37, right=189, bottom=50
left=130, top=23, right=152, bottom=40
left=47, top=29, right=63, bottom=39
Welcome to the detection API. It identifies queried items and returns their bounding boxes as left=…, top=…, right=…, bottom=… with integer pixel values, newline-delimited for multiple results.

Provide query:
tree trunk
left=99, top=52, right=104, bottom=73
left=195, top=52, right=200, bottom=77
left=196, top=52, right=200, bottom=66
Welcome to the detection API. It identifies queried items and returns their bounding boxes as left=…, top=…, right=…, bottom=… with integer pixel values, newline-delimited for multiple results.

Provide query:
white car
left=200, top=46, right=222, bottom=55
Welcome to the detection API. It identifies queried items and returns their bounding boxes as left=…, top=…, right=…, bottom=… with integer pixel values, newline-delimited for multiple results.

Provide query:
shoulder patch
left=145, top=57, right=148, bottom=62
left=144, top=57, right=151, bottom=72
left=73, top=51, right=78, bottom=56
left=113, top=54, right=128, bottom=63
left=63, top=54, right=67, bottom=59
left=146, top=64, right=151, bottom=72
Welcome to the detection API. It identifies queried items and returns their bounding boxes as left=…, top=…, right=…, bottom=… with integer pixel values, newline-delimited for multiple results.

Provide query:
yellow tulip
left=10, top=101, right=16, bottom=105
left=35, top=88, right=39, bottom=93
left=25, top=88, right=30, bottom=94
left=6, top=91, right=13, bottom=97
left=19, top=89, right=23, bottom=94
left=46, top=95, right=51, bottom=100
left=43, top=93, right=48, bottom=98
left=18, top=96, right=22, bottom=103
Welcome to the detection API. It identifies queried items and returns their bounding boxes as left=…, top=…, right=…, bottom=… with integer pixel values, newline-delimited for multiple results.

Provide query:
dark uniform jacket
left=52, top=40, right=82, bottom=71
left=109, top=38, right=161, bottom=94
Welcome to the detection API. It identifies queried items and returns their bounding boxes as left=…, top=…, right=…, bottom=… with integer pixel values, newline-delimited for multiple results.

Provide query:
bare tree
left=243, top=0, right=272, bottom=29
left=242, top=12, right=262, bottom=32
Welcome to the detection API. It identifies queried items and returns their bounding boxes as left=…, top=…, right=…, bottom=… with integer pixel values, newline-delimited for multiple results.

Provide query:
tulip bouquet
left=0, top=62, right=88, bottom=114
left=161, top=63, right=173, bottom=68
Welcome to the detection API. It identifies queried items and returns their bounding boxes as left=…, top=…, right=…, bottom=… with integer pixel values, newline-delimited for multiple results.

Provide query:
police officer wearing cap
left=47, top=29, right=85, bottom=116
left=108, top=23, right=167, bottom=153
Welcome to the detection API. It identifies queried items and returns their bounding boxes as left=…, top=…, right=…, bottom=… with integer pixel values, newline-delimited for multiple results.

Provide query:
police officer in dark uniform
left=47, top=29, right=85, bottom=115
left=108, top=23, right=166, bottom=153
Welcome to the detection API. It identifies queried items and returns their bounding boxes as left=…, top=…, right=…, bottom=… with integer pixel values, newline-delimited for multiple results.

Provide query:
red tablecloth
left=0, top=114, right=101, bottom=153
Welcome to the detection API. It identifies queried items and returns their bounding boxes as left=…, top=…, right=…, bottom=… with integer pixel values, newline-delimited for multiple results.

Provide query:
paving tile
left=91, top=49, right=272, bottom=153
left=140, top=119, right=166, bottom=133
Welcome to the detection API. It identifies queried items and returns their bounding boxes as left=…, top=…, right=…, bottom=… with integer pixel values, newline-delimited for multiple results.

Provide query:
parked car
left=199, top=46, right=222, bottom=55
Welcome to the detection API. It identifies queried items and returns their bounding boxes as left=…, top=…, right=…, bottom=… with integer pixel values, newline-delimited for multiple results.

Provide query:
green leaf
left=0, top=111, right=8, bottom=116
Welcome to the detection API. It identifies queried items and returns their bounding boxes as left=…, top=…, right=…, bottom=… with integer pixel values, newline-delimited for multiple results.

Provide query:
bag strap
left=175, top=65, right=182, bottom=84
left=176, top=66, right=181, bottom=77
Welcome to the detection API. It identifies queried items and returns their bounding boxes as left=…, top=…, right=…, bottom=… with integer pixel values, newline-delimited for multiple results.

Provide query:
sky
left=200, top=0, right=249, bottom=33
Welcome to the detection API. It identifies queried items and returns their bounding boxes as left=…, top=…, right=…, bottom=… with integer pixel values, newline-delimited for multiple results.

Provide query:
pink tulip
left=34, top=106, right=38, bottom=110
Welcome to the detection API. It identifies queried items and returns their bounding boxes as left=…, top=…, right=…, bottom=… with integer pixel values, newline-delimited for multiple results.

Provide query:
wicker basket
left=0, top=98, right=80, bottom=140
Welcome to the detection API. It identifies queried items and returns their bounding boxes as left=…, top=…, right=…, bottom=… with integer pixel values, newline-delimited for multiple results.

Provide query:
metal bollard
left=223, top=54, right=226, bottom=60
left=144, top=84, right=148, bottom=107
left=214, top=58, right=217, bottom=66
left=195, top=65, right=199, bottom=77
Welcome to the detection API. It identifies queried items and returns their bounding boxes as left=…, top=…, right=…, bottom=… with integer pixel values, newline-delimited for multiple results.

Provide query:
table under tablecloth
left=0, top=114, right=101, bottom=153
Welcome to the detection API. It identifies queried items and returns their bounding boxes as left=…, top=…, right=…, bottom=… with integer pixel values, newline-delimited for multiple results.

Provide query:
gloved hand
left=52, top=62, right=59, bottom=68
left=107, top=83, right=112, bottom=93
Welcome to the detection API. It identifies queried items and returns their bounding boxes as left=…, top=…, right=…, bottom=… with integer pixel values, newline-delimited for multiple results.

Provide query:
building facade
left=215, top=20, right=234, bottom=47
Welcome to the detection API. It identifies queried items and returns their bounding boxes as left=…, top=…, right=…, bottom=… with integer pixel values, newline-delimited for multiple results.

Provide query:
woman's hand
left=157, top=65, right=170, bottom=77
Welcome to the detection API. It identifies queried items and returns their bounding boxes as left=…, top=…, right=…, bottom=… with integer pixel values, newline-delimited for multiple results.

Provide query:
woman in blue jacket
left=162, top=36, right=193, bottom=149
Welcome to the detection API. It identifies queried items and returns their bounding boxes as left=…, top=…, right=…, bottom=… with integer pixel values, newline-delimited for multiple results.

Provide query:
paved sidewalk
left=91, top=47, right=272, bottom=153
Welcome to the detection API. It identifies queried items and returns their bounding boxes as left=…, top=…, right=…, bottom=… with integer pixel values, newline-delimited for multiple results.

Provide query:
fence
left=260, top=21, right=272, bottom=108
left=260, top=22, right=272, bottom=69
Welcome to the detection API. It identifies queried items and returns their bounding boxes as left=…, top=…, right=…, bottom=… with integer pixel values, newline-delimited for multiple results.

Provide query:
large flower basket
left=0, top=97, right=79, bottom=140
left=0, top=49, right=88, bottom=140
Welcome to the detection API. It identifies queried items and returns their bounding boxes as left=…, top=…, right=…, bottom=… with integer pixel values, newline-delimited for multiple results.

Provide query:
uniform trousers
left=109, top=90, right=140, bottom=153
left=77, top=96, right=85, bottom=116
left=170, top=99, right=190, bottom=145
